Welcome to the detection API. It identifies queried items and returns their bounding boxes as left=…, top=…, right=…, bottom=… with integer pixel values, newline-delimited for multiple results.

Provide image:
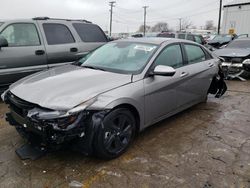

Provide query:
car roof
left=0, top=17, right=92, bottom=24
left=114, top=37, right=192, bottom=45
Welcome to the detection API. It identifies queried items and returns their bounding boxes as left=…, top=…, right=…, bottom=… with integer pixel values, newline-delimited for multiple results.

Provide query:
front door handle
left=35, top=50, right=45, bottom=56
left=180, top=72, right=189, bottom=78
left=208, top=62, right=215, bottom=67
left=70, top=48, right=78, bottom=52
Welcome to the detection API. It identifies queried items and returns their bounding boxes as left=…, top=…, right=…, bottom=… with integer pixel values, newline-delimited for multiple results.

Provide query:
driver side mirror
left=0, top=36, right=8, bottom=49
left=151, top=65, right=176, bottom=76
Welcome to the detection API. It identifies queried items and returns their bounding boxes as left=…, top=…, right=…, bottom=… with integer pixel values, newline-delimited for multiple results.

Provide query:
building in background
left=222, top=0, right=250, bottom=35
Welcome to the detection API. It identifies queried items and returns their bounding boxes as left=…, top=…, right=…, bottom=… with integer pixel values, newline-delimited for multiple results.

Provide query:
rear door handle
left=35, top=50, right=45, bottom=56
left=180, top=72, right=189, bottom=78
left=208, top=62, right=215, bottom=67
left=70, top=48, right=78, bottom=52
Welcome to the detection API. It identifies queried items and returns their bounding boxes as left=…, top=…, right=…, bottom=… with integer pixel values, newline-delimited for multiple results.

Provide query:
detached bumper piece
left=15, top=144, right=46, bottom=160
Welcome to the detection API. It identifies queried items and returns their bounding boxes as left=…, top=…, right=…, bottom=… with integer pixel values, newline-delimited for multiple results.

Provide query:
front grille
left=222, top=56, right=243, bottom=64
left=6, top=92, right=37, bottom=117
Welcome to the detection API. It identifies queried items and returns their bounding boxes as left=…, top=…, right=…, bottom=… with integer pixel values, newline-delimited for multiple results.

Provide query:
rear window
left=187, top=34, right=195, bottom=41
left=73, top=23, right=107, bottom=42
left=184, top=44, right=206, bottom=64
left=194, top=36, right=202, bottom=44
left=43, top=23, right=75, bottom=45
left=157, top=33, right=176, bottom=38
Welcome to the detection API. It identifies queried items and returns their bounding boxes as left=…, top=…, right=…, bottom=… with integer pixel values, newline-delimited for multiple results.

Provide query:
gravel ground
left=0, top=80, right=250, bottom=188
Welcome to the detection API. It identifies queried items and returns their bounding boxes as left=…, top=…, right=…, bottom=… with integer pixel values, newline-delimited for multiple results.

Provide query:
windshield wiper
left=82, top=65, right=106, bottom=71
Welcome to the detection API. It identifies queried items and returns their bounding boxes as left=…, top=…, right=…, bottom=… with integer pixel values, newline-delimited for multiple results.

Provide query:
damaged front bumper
left=208, top=67, right=227, bottom=98
left=220, top=59, right=250, bottom=80
left=4, top=92, right=109, bottom=155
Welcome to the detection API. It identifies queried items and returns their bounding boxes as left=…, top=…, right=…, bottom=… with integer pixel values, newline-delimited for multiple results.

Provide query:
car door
left=0, top=22, right=47, bottom=88
left=37, top=21, right=80, bottom=68
left=72, top=22, right=107, bottom=56
left=175, top=43, right=214, bottom=108
left=144, top=43, right=185, bottom=125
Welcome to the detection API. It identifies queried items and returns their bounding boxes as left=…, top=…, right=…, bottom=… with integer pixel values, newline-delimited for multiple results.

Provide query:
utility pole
left=179, top=18, right=182, bottom=32
left=218, top=0, right=222, bottom=34
left=109, top=1, right=116, bottom=37
left=143, top=6, right=149, bottom=37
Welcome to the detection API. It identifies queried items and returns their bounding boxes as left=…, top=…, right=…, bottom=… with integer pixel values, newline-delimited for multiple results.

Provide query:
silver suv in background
left=0, top=17, right=108, bottom=93
left=157, top=32, right=206, bottom=45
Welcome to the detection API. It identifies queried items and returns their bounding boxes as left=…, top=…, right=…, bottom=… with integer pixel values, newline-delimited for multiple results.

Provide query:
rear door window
left=194, top=36, right=202, bottom=44
left=178, top=34, right=186, bottom=39
left=184, top=44, right=206, bottom=64
left=157, top=33, right=176, bottom=38
left=1, top=23, right=40, bottom=46
left=73, top=23, right=107, bottom=42
left=43, top=23, right=75, bottom=45
left=154, top=44, right=183, bottom=68
left=187, top=34, right=195, bottom=41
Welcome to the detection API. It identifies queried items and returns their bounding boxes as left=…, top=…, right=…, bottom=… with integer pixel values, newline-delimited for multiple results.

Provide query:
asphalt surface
left=0, top=80, right=250, bottom=188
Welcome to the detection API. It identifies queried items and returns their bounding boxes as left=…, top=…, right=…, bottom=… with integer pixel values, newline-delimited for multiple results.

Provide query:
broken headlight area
left=243, top=59, right=250, bottom=71
left=220, top=57, right=250, bottom=78
left=26, top=108, right=86, bottom=131
left=44, top=115, right=79, bottom=130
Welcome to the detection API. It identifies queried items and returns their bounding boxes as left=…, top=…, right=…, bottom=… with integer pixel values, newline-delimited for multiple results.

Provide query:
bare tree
left=205, top=20, right=215, bottom=30
left=181, top=18, right=193, bottom=30
left=151, top=22, right=169, bottom=32
left=137, top=25, right=151, bottom=33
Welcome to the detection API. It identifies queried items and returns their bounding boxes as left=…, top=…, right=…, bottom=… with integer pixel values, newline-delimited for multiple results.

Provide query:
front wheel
left=93, top=108, right=136, bottom=159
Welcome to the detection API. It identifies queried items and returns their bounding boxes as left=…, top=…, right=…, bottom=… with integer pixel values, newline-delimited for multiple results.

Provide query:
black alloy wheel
left=93, top=108, right=136, bottom=159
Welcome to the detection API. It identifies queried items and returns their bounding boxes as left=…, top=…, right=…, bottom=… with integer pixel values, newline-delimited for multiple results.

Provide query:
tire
left=93, top=108, right=136, bottom=159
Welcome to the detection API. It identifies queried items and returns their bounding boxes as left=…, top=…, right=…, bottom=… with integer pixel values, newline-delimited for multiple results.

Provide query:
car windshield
left=226, top=40, right=250, bottom=49
left=211, top=35, right=232, bottom=43
left=79, top=42, right=158, bottom=74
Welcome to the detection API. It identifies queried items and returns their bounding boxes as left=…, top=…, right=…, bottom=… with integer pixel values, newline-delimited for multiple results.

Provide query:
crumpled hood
left=214, top=48, right=250, bottom=58
left=9, top=65, right=132, bottom=110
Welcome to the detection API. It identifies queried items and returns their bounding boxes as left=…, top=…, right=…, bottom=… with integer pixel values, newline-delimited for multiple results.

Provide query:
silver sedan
left=2, top=38, right=227, bottom=159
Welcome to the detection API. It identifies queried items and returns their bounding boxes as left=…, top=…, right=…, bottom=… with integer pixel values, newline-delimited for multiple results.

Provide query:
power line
left=113, top=12, right=142, bottom=23
left=146, top=0, right=218, bottom=22
left=147, top=8, right=219, bottom=23
left=109, top=1, right=116, bottom=37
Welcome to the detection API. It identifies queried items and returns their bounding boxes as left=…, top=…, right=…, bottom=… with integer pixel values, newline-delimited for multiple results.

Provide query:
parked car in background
left=214, top=38, right=250, bottom=80
left=156, top=32, right=206, bottom=45
left=207, top=34, right=237, bottom=49
left=0, top=17, right=108, bottom=93
left=206, top=34, right=249, bottom=50
left=131, top=33, right=143, bottom=38
left=203, top=34, right=217, bottom=43
left=2, top=38, right=227, bottom=159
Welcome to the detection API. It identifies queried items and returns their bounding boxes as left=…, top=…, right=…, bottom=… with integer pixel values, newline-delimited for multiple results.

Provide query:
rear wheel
left=93, top=108, right=136, bottom=159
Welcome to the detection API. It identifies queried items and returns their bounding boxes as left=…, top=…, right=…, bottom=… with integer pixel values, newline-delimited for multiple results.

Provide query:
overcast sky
left=1, top=0, right=237, bottom=33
